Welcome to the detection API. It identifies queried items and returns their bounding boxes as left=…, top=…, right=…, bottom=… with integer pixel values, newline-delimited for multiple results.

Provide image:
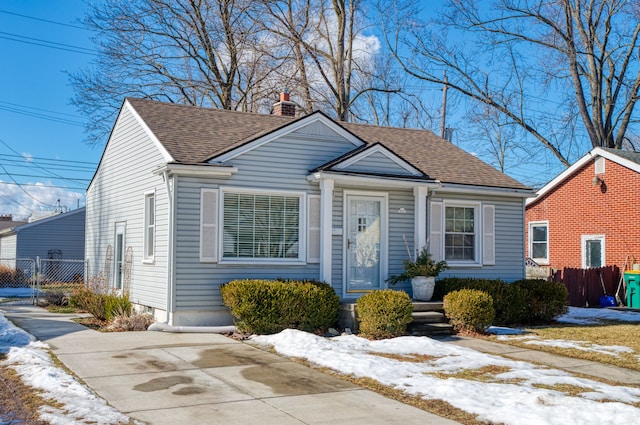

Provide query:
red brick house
left=525, top=147, right=640, bottom=271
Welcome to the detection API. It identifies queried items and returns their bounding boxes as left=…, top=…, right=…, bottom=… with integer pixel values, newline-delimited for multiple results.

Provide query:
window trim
left=219, top=187, right=306, bottom=265
left=143, top=191, right=155, bottom=263
left=443, top=201, right=481, bottom=266
left=528, top=221, right=549, bottom=265
left=582, top=234, right=605, bottom=269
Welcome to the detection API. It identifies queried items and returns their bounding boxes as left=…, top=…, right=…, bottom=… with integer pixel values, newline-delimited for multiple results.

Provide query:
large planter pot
left=411, top=276, right=435, bottom=301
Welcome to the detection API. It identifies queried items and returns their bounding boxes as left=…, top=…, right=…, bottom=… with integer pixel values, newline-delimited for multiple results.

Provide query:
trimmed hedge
left=512, top=279, right=568, bottom=323
left=220, top=279, right=339, bottom=334
left=443, top=289, right=495, bottom=333
left=435, top=277, right=568, bottom=326
left=356, top=290, right=413, bottom=339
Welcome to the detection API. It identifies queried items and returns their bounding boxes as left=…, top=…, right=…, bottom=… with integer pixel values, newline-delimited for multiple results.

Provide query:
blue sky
left=0, top=0, right=98, bottom=220
left=0, top=1, right=577, bottom=221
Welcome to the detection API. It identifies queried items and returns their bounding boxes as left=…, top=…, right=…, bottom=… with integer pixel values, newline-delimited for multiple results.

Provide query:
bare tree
left=70, top=0, right=271, bottom=145
left=257, top=0, right=400, bottom=121
left=381, top=0, right=640, bottom=167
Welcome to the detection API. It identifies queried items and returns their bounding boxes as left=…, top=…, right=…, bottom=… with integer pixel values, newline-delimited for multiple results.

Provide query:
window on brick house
left=582, top=235, right=605, bottom=268
left=529, top=221, right=548, bottom=264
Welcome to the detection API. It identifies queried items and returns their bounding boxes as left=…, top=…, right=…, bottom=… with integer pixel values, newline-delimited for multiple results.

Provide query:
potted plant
left=386, top=247, right=448, bottom=301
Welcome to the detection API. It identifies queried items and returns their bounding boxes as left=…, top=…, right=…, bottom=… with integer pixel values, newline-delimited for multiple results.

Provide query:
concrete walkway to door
left=2, top=304, right=460, bottom=425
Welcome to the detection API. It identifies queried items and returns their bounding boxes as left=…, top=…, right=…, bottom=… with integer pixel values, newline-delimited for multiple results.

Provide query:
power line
left=0, top=104, right=85, bottom=126
left=0, top=163, right=56, bottom=208
left=0, top=31, right=96, bottom=56
left=0, top=181, right=87, bottom=191
left=0, top=9, right=91, bottom=31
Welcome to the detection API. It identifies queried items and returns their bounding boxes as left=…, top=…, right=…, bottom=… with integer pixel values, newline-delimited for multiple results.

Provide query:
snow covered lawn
left=252, top=307, right=640, bottom=425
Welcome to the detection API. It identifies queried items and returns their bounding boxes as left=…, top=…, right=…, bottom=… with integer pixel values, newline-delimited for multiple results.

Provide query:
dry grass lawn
left=489, top=322, right=640, bottom=371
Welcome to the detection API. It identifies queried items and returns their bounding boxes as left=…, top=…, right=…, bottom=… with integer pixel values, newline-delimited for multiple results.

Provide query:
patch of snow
left=0, top=311, right=134, bottom=425
left=487, top=326, right=525, bottom=335
left=556, top=306, right=640, bottom=325
left=252, top=327, right=640, bottom=425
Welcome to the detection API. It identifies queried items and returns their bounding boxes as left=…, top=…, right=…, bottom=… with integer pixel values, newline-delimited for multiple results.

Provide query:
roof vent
left=272, top=92, right=296, bottom=117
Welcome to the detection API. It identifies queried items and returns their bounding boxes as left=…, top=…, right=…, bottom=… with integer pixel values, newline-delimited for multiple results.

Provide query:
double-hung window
left=143, top=192, right=155, bottom=261
left=222, top=191, right=302, bottom=261
left=444, top=205, right=477, bottom=261
left=529, top=221, right=548, bottom=264
left=429, top=201, right=494, bottom=266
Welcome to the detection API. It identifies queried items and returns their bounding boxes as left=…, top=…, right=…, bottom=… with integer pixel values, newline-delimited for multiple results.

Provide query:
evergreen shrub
left=443, top=289, right=495, bottom=333
left=356, top=290, right=413, bottom=339
left=220, top=279, right=339, bottom=334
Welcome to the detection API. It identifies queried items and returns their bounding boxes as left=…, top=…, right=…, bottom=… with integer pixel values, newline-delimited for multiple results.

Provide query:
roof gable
left=319, top=143, right=424, bottom=177
left=527, top=147, right=640, bottom=205
left=213, top=111, right=364, bottom=163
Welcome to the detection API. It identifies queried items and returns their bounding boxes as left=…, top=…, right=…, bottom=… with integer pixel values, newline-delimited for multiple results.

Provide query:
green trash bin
left=624, top=271, right=640, bottom=308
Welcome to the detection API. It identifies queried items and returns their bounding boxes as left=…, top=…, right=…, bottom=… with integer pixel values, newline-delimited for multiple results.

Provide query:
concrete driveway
left=2, top=304, right=460, bottom=425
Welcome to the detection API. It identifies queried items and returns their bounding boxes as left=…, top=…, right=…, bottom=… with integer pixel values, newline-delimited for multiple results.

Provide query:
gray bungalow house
left=85, top=96, right=532, bottom=326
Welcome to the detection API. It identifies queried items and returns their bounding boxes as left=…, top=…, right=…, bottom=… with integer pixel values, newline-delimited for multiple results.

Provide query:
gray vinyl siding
left=432, top=193, right=526, bottom=281
left=15, top=209, right=85, bottom=261
left=341, top=152, right=415, bottom=176
left=171, top=133, right=356, bottom=310
left=85, top=105, right=169, bottom=310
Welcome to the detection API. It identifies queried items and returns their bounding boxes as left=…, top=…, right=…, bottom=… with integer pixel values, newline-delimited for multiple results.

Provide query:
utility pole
left=440, top=70, right=448, bottom=139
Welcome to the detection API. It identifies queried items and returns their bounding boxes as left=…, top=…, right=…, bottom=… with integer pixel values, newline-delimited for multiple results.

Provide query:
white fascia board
left=434, top=183, right=533, bottom=198
left=214, top=113, right=364, bottom=163
left=153, top=163, right=238, bottom=177
left=333, top=144, right=423, bottom=176
left=308, top=171, right=439, bottom=189
left=526, top=147, right=640, bottom=205
left=124, top=99, right=174, bottom=162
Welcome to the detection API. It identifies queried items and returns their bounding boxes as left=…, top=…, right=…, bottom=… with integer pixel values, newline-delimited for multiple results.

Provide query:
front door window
left=346, top=196, right=384, bottom=293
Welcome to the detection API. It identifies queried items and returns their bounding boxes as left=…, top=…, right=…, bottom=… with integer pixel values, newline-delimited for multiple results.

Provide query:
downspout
left=163, top=171, right=175, bottom=325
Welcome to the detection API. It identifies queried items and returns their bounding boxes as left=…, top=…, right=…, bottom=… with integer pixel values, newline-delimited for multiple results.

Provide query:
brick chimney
left=0, top=214, right=13, bottom=222
left=272, top=92, right=296, bottom=117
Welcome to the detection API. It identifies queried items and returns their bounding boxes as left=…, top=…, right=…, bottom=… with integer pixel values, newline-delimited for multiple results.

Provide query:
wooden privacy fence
left=552, top=266, right=623, bottom=307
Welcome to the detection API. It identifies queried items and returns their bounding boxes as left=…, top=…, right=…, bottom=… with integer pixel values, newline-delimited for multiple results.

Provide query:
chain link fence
left=36, top=258, right=89, bottom=306
left=0, top=257, right=88, bottom=305
left=0, top=258, right=37, bottom=303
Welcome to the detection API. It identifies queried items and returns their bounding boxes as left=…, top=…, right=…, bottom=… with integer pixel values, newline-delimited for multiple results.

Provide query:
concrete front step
left=410, top=301, right=453, bottom=336
left=411, top=301, right=444, bottom=312
left=411, top=310, right=448, bottom=324
left=408, top=322, right=454, bottom=336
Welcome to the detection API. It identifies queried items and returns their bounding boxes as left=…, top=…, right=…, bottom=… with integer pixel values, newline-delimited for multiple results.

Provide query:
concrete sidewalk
left=437, top=335, right=640, bottom=386
left=1, top=304, right=460, bottom=425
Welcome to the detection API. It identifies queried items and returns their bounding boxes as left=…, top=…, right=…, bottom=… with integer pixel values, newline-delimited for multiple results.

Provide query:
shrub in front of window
left=355, top=290, right=413, bottom=339
left=443, top=289, right=495, bottom=334
left=435, top=277, right=528, bottom=325
left=220, top=279, right=339, bottom=334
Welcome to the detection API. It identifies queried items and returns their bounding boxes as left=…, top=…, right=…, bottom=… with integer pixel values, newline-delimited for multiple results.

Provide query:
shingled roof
left=126, top=97, right=528, bottom=190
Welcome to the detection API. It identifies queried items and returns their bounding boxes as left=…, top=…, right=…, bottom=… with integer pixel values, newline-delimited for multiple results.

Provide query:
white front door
left=345, top=194, right=387, bottom=294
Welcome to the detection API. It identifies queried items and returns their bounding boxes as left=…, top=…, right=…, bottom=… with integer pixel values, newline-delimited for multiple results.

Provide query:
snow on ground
left=0, top=310, right=134, bottom=425
left=557, top=306, right=640, bottom=325
left=2, top=304, right=640, bottom=425
left=252, top=307, right=640, bottom=425
left=494, top=307, right=640, bottom=356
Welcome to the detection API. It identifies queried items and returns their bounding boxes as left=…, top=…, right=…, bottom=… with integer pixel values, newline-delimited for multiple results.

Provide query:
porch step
left=408, top=301, right=454, bottom=336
